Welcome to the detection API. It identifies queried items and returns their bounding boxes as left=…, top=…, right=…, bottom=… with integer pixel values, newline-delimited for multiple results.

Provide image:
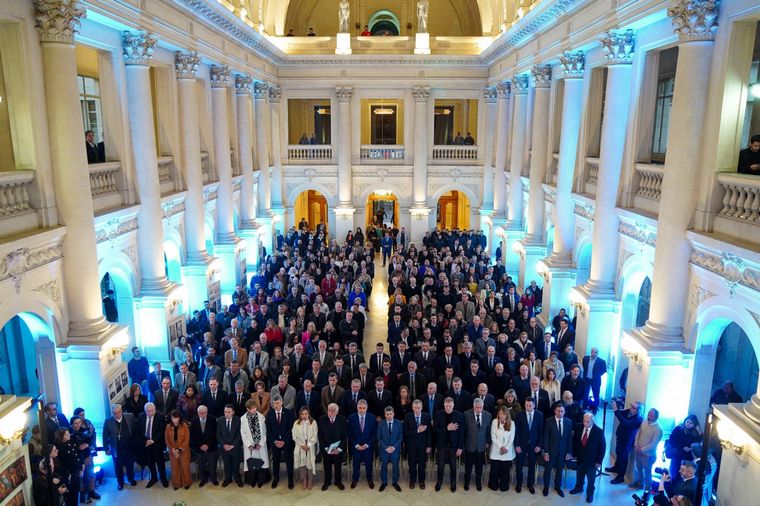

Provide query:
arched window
left=712, top=323, right=759, bottom=402
left=368, top=10, right=400, bottom=36
left=635, top=277, right=652, bottom=327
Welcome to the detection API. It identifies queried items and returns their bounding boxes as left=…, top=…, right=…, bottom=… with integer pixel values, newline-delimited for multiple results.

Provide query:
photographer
left=652, top=461, right=698, bottom=506
left=608, top=400, right=642, bottom=484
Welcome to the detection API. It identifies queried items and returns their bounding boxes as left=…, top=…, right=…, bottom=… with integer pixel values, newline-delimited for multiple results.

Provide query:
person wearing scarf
left=241, top=399, right=270, bottom=487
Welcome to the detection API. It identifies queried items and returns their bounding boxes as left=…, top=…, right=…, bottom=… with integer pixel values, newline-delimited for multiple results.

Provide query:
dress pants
left=543, top=461, right=564, bottom=490
left=379, top=451, right=400, bottom=485
left=488, top=459, right=512, bottom=491
left=323, top=453, right=343, bottom=485
left=407, top=445, right=427, bottom=485
left=351, top=448, right=374, bottom=482
left=436, top=447, right=457, bottom=485
left=611, top=442, right=633, bottom=474
left=634, top=453, right=656, bottom=489
left=574, top=465, right=597, bottom=499
left=515, top=450, right=538, bottom=486
left=113, top=444, right=135, bottom=485
left=463, top=450, right=485, bottom=486
left=220, top=449, right=241, bottom=482
left=193, top=450, right=218, bottom=482
left=144, top=448, right=167, bottom=482
left=271, top=447, right=294, bottom=484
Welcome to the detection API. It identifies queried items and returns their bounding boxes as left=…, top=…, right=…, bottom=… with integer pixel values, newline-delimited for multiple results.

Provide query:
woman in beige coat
left=291, top=406, right=319, bottom=490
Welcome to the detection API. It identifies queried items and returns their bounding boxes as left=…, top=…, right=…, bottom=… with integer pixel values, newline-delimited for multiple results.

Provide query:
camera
left=632, top=493, right=649, bottom=506
left=654, top=467, right=668, bottom=475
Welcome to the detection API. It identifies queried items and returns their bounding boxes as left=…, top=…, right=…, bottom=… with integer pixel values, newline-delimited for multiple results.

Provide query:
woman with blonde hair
left=488, top=406, right=516, bottom=491
left=292, top=406, right=318, bottom=490
left=540, top=368, right=562, bottom=405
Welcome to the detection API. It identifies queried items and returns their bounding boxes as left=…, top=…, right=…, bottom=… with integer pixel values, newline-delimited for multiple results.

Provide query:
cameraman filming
left=652, top=460, right=697, bottom=505
left=608, top=399, right=642, bottom=484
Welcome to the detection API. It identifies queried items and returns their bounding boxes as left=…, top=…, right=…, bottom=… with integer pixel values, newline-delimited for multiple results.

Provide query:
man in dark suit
left=471, top=383, right=497, bottom=414
left=433, top=397, right=465, bottom=492
left=190, top=405, right=218, bottom=487
left=463, top=399, right=492, bottom=491
left=295, top=379, right=321, bottom=418
left=561, top=365, right=587, bottom=405
left=523, top=376, right=551, bottom=418
left=332, top=356, right=353, bottom=390
left=153, top=378, right=178, bottom=419
left=147, top=363, right=171, bottom=400
left=570, top=412, right=606, bottom=502
left=555, top=319, right=575, bottom=352
left=303, top=359, right=328, bottom=393
left=536, top=332, right=558, bottom=362
left=435, top=345, right=461, bottom=377
left=390, top=342, right=412, bottom=374
left=289, top=344, right=310, bottom=379
left=514, top=397, right=544, bottom=494
left=448, top=378, right=471, bottom=413
left=377, top=406, right=404, bottom=491
left=199, top=356, right=223, bottom=392
left=404, top=400, right=432, bottom=489
left=420, top=382, right=443, bottom=417
left=85, top=130, right=104, bottom=163
left=462, top=359, right=487, bottom=394
left=398, top=362, right=426, bottom=399
left=102, top=404, right=137, bottom=490
left=347, top=400, right=377, bottom=488
left=266, top=395, right=295, bottom=489
left=230, top=381, right=248, bottom=417
left=342, top=343, right=365, bottom=378
left=136, top=402, right=168, bottom=488
left=542, top=402, right=574, bottom=497
left=43, top=402, right=70, bottom=444
left=355, top=364, right=373, bottom=392
left=367, top=378, right=393, bottom=419
left=341, top=379, right=367, bottom=417
left=319, top=403, right=347, bottom=490
left=201, top=378, right=229, bottom=418
left=387, top=314, right=406, bottom=347
left=368, top=343, right=390, bottom=376
left=216, top=404, right=244, bottom=487
left=581, top=348, right=607, bottom=412
left=414, top=341, right=437, bottom=381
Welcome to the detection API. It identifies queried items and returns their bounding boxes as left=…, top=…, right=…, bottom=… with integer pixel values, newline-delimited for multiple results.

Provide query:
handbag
left=247, top=457, right=265, bottom=471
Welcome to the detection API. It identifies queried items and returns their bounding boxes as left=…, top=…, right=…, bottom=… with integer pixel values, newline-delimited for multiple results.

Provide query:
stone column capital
left=253, top=81, right=269, bottom=99
left=512, top=74, right=530, bottom=95
left=210, top=64, right=231, bottom=88
left=599, top=29, right=636, bottom=65
left=668, top=0, right=719, bottom=42
left=496, top=81, right=511, bottom=99
left=268, top=85, right=282, bottom=103
left=335, top=86, right=353, bottom=102
left=413, top=86, right=431, bottom=102
left=484, top=86, right=498, bottom=103
left=175, top=51, right=201, bottom=80
left=559, top=51, right=585, bottom=79
left=530, top=64, right=552, bottom=88
left=34, top=0, right=86, bottom=43
left=235, top=74, right=253, bottom=94
left=122, top=31, right=157, bottom=66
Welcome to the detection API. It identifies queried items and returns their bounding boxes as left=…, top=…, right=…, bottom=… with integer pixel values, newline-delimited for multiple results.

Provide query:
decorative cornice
left=483, top=86, right=497, bottom=103
left=496, top=81, right=511, bottom=99
left=559, top=50, right=585, bottom=79
left=253, top=81, right=269, bottom=100
left=268, top=85, right=282, bottom=103
left=210, top=64, right=231, bottom=88
left=34, top=0, right=86, bottom=44
left=599, top=29, right=635, bottom=65
left=335, top=86, right=353, bottom=102
left=1, top=245, right=64, bottom=293
left=175, top=51, right=201, bottom=80
left=618, top=221, right=656, bottom=247
left=33, top=280, right=63, bottom=313
left=122, top=31, right=157, bottom=66
left=573, top=202, right=595, bottom=221
left=413, top=86, right=431, bottom=103
left=235, top=73, right=253, bottom=93
left=668, top=0, right=719, bottom=42
left=161, top=201, right=185, bottom=220
left=512, top=74, right=530, bottom=95
left=95, top=217, right=139, bottom=243
left=690, top=248, right=760, bottom=296
left=531, top=65, right=552, bottom=88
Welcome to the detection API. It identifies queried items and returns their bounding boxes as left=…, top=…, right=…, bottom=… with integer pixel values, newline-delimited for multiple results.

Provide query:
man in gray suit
left=463, top=398, right=492, bottom=491
left=247, top=341, right=269, bottom=373
left=174, top=362, right=198, bottom=393
left=270, top=374, right=297, bottom=411
left=102, top=403, right=137, bottom=490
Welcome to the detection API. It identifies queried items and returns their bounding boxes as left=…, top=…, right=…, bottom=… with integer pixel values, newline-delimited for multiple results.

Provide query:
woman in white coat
left=488, top=405, right=516, bottom=491
left=241, top=399, right=269, bottom=487
left=291, top=406, right=319, bottom=490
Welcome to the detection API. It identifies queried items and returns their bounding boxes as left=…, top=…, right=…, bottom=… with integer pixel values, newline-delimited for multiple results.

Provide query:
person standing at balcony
left=286, top=29, right=295, bottom=37
left=464, top=132, right=475, bottom=145
left=84, top=130, right=104, bottom=164
left=361, top=25, right=372, bottom=36
left=307, top=27, right=316, bottom=36
left=738, top=134, right=760, bottom=174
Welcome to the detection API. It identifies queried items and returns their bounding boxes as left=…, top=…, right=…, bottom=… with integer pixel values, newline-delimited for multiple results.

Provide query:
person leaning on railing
left=738, top=134, right=760, bottom=174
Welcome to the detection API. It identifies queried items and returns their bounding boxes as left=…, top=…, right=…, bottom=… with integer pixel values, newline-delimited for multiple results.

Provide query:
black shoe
left=393, top=483, right=401, bottom=492
left=336, top=483, right=345, bottom=491
left=146, top=479, right=156, bottom=489
left=184, top=485, right=191, bottom=490
left=211, top=481, right=219, bottom=486
left=288, top=481, right=294, bottom=489
left=199, top=480, right=207, bottom=488
left=463, top=483, right=469, bottom=491
left=236, top=479, right=245, bottom=487
left=222, top=480, right=231, bottom=488
left=570, top=488, right=583, bottom=495
left=351, top=481, right=357, bottom=489
left=419, top=482, right=425, bottom=490
left=476, top=483, right=482, bottom=491
left=117, top=484, right=124, bottom=491
left=272, top=479, right=279, bottom=489
left=610, top=477, right=625, bottom=484
left=528, top=485, right=535, bottom=494
left=409, top=482, right=415, bottom=489
left=161, top=480, right=169, bottom=488
left=587, top=496, right=594, bottom=503
left=88, top=491, right=101, bottom=500
left=542, top=487, right=549, bottom=497
left=515, top=485, right=521, bottom=493
left=451, top=484, right=456, bottom=492
left=174, top=487, right=179, bottom=491
left=379, top=484, right=387, bottom=492
left=322, top=484, right=330, bottom=491
left=368, top=480, right=375, bottom=490
left=555, top=487, right=565, bottom=497
left=129, top=481, right=137, bottom=487
left=435, top=482, right=442, bottom=492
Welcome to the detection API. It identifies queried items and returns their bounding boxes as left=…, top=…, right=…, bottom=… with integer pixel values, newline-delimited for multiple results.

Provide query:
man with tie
left=216, top=404, right=244, bottom=487
left=321, top=373, right=346, bottom=414
left=147, top=362, right=171, bottom=400
left=537, top=332, right=557, bottom=362
left=265, top=395, right=295, bottom=489
left=347, top=400, right=377, bottom=489
left=201, top=378, right=229, bottom=418
left=174, top=362, right=198, bottom=393
left=404, top=400, right=432, bottom=489
left=343, top=342, right=364, bottom=377
left=43, top=402, right=70, bottom=443
left=483, top=345, right=501, bottom=375
left=154, top=377, right=179, bottom=418
left=555, top=319, right=575, bottom=353
left=190, top=405, right=218, bottom=487
left=524, top=376, right=551, bottom=417
left=332, top=356, right=352, bottom=389
left=582, top=348, right=607, bottom=412
left=542, top=402, right=573, bottom=497
left=231, top=381, right=248, bottom=417
left=303, top=358, right=328, bottom=393
left=137, top=402, right=168, bottom=488
left=463, top=398, right=492, bottom=491
left=247, top=341, right=269, bottom=375
left=414, top=340, right=436, bottom=380
left=387, top=314, right=406, bottom=347
left=570, top=412, right=606, bottom=503
left=472, top=383, right=496, bottom=414
left=377, top=406, right=403, bottom=491
left=296, top=379, right=321, bottom=417
left=341, top=379, right=367, bottom=416
left=289, top=343, right=310, bottom=378
left=224, top=338, right=248, bottom=370
left=398, top=361, right=426, bottom=399
left=368, top=378, right=393, bottom=419
left=314, top=340, right=335, bottom=370
left=199, top=356, right=223, bottom=392
left=448, top=378, right=471, bottom=413
left=514, top=397, right=544, bottom=494
left=436, top=345, right=461, bottom=377
left=433, top=397, right=464, bottom=492
left=356, top=363, right=372, bottom=392
left=420, top=382, right=443, bottom=417
left=318, top=403, right=347, bottom=491
left=369, top=343, right=390, bottom=376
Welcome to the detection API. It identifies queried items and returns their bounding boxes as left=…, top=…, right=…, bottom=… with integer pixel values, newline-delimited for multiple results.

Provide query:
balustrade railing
left=201, top=151, right=214, bottom=183
left=88, top=162, right=121, bottom=198
left=360, top=145, right=405, bottom=161
left=717, top=173, right=760, bottom=223
left=287, top=145, right=334, bottom=161
left=582, top=157, right=600, bottom=196
left=634, top=163, right=664, bottom=201
left=432, top=145, right=478, bottom=161
left=0, top=170, right=33, bottom=217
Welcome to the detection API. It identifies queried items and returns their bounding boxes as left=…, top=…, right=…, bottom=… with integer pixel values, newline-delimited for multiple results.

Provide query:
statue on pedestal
left=338, top=0, right=350, bottom=33
left=417, top=0, right=429, bottom=33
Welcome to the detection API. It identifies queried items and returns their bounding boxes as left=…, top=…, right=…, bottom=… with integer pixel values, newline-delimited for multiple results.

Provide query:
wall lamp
left=535, top=260, right=550, bottom=281
left=716, top=419, right=746, bottom=457
left=750, top=82, right=760, bottom=99
left=622, top=349, right=640, bottom=365
left=109, top=344, right=128, bottom=360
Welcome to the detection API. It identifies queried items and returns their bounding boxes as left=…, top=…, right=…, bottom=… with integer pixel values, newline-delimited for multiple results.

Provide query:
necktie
left=410, top=375, right=415, bottom=394
left=183, top=373, right=186, bottom=386
left=429, top=398, right=434, bottom=414
left=546, top=343, right=550, bottom=358
left=476, top=414, right=481, bottom=428
left=360, top=416, right=365, bottom=431
left=238, top=394, right=242, bottom=404
left=227, top=419, right=231, bottom=432
left=353, top=393, right=358, bottom=404
left=582, top=428, right=589, bottom=447
left=558, top=420, right=562, bottom=437
left=277, top=411, right=281, bottom=423
left=388, top=422, right=392, bottom=432
left=212, top=391, right=216, bottom=401
left=528, top=413, right=532, bottom=429
left=163, top=390, right=168, bottom=405
left=233, top=350, right=237, bottom=360
left=146, top=417, right=152, bottom=438
left=533, top=392, right=538, bottom=408
left=416, top=416, right=420, bottom=426
left=489, top=358, right=493, bottom=369
left=305, top=393, right=310, bottom=404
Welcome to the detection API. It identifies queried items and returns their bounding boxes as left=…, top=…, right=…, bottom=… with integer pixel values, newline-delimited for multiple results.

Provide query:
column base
left=336, top=32, right=352, bottom=55
left=238, top=225, right=261, bottom=276
left=504, top=221, right=525, bottom=283
left=414, top=33, right=431, bottom=55
left=133, top=286, right=185, bottom=363
left=255, top=215, right=274, bottom=256
left=479, top=207, right=494, bottom=254
left=409, top=207, right=431, bottom=245
left=539, top=256, right=577, bottom=322
left=214, top=237, right=246, bottom=302
left=333, top=206, right=356, bottom=244
left=516, top=240, right=546, bottom=293
left=182, top=256, right=221, bottom=315
left=140, top=275, right=176, bottom=297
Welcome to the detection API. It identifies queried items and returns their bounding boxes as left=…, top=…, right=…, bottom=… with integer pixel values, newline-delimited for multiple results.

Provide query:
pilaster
left=336, top=86, right=354, bottom=208
left=412, top=86, right=431, bottom=208
left=492, top=81, right=510, bottom=219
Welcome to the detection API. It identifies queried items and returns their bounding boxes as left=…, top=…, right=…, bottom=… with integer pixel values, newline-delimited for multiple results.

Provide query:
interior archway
left=100, top=268, right=136, bottom=346
left=436, top=190, right=471, bottom=230
left=712, top=323, right=759, bottom=402
left=366, top=191, right=399, bottom=229
left=163, top=240, right=183, bottom=285
left=0, top=313, right=59, bottom=401
left=575, top=241, right=592, bottom=286
left=294, top=189, right=329, bottom=233
left=368, top=10, right=400, bottom=36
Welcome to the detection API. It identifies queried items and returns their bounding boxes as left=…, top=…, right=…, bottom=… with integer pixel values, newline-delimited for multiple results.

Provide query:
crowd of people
left=29, top=224, right=730, bottom=505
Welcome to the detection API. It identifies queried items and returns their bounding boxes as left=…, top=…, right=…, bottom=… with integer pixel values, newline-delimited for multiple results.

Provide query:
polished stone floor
left=99, top=256, right=641, bottom=505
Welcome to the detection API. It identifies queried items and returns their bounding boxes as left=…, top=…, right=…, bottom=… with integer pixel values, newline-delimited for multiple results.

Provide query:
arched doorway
left=205, top=217, right=215, bottom=256
left=545, top=223, right=555, bottom=257
left=575, top=242, right=592, bottom=286
left=366, top=191, right=399, bottom=229
left=164, top=240, right=183, bottom=284
left=436, top=190, right=471, bottom=230
left=99, top=264, right=137, bottom=346
left=635, top=277, right=652, bottom=327
left=368, top=10, right=400, bottom=36
left=712, top=323, right=759, bottom=402
left=0, top=313, right=59, bottom=400
left=294, top=189, right=328, bottom=233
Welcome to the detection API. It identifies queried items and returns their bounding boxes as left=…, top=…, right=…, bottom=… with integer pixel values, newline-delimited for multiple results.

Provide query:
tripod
left=595, top=399, right=611, bottom=478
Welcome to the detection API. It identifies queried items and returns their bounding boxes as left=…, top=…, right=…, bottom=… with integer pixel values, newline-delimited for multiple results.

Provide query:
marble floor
left=99, top=256, right=641, bottom=505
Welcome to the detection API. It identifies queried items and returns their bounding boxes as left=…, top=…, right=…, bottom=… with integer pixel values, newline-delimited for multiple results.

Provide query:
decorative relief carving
left=268, top=85, right=282, bottom=103
left=496, top=81, right=510, bottom=99
left=234, top=73, right=253, bottom=93
left=599, top=29, right=635, bottom=65
left=122, top=245, right=138, bottom=272
left=617, top=247, right=634, bottom=277
left=687, top=282, right=716, bottom=326
left=689, top=248, right=760, bottom=295
left=210, top=64, right=231, bottom=88
left=33, top=280, right=62, bottom=312
left=512, top=74, right=529, bottom=95
left=335, top=87, right=353, bottom=102
left=1, top=245, right=63, bottom=292
left=175, top=51, right=201, bottom=79
left=531, top=65, right=552, bottom=88
left=95, top=217, right=138, bottom=243
left=721, top=252, right=746, bottom=298
left=253, top=81, right=269, bottom=100
left=122, top=31, right=157, bottom=65
left=618, top=221, right=656, bottom=247
left=34, top=0, right=86, bottom=43
left=748, top=310, right=760, bottom=331
left=573, top=203, right=595, bottom=221
left=559, top=51, right=585, bottom=79
left=483, top=86, right=497, bottom=103
left=413, top=86, right=431, bottom=102
left=668, top=0, right=719, bottom=42
left=161, top=201, right=185, bottom=220
left=203, top=188, right=219, bottom=202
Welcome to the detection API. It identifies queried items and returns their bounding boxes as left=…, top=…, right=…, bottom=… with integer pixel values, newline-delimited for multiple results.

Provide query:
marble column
left=492, top=82, right=510, bottom=233
left=176, top=51, right=214, bottom=313
left=35, top=0, right=124, bottom=421
left=269, top=86, right=284, bottom=217
left=480, top=86, right=497, bottom=252
left=235, top=74, right=260, bottom=274
left=123, top=31, right=182, bottom=361
left=209, top=65, right=243, bottom=300
left=542, top=52, right=585, bottom=319
left=334, top=86, right=355, bottom=242
left=411, top=86, right=432, bottom=243
left=625, top=0, right=719, bottom=426
left=253, top=81, right=273, bottom=255
left=517, top=65, right=552, bottom=294
left=505, top=74, right=530, bottom=279
left=573, top=31, right=635, bottom=377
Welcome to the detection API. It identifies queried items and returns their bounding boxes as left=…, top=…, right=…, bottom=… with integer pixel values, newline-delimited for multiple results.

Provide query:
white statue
left=338, top=0, right=350, bottom=33
left=417, top=0, right=429, bottom=33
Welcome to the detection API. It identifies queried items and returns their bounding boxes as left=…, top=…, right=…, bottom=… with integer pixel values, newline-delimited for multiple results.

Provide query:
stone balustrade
left=231, top=148, right=240, bottom=176
left=717, top=172, right=760, bottom=223
left=360, top=145, right=405, bottom=162
left=583, top=156, right=600, bottom=195
left=432, top=145, right=478, bottom=161
left=88, top=162, right=121, bottom=197
left=0, top=170, right=33, bottom=217
left=157, top=155, right=177, bottom=195
left=201, top=151, right=213, bottom=183
left=287, top=145, right=334, bottom=162
left=635, top=163, right=664, bottom=201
